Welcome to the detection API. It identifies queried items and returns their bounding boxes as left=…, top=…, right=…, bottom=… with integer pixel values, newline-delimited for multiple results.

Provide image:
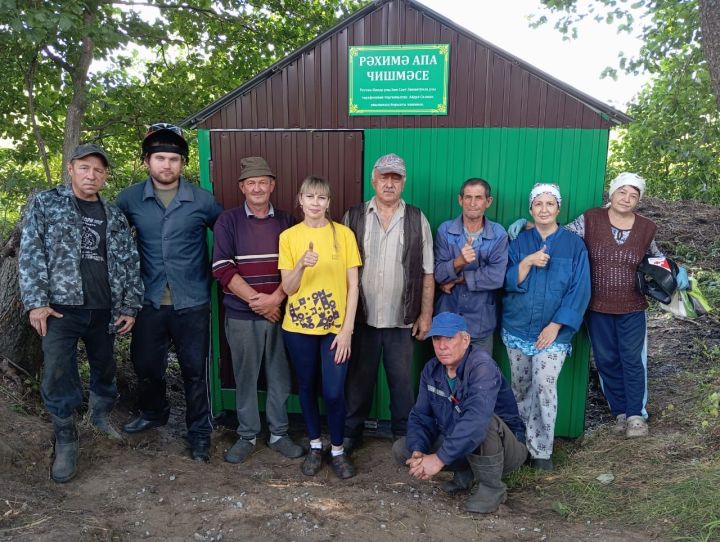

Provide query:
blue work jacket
left=503, top=226, right=590, bottom=344
left=406, top=346, right=525, bottom=466
left=116, top=177, right=223, bottom=310
left=434, top=216, right=508, bottom=339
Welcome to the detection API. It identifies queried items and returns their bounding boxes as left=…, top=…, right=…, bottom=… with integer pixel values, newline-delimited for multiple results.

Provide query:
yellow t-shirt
left=278, top=221, right=361, bottom=335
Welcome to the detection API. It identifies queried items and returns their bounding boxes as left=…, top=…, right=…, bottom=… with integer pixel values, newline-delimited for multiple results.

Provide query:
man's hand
left=28, top=306, right=63, bottom=337
left=406, top=452, right=444, bottom=480
left=412, top=312, right=432, bottom=341
left=114, top=315, right=136, bottom=335
left=249, top=292, right=283, bottom=322
left=460, top=236, right=476, bottom=264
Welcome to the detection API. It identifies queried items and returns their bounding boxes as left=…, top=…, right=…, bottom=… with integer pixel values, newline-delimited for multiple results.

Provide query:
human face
left=432, top=332, right=471, bottom=372
left=609, top=185, right=641, bottom=215
left=67, top=155, right=107, bottom=201
left=144, top=152, right=183, bottom=187
left=299, top=191, right=330, bottom=222
left=371, top=171, right=405, bottom=206
left=530, top=193, right=560, bottom=226
left=240, top=176, right=275, bottom=210
left=459, top=184, right=493, bottom=222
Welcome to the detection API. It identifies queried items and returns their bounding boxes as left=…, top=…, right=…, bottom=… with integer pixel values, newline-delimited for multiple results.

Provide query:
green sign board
left=348, top=44, right=450, bottom=116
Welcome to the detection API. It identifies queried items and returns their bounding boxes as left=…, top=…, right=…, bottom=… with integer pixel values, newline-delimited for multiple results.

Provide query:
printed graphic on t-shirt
left=81, top=215, right=106, bottom=263
left=287, top=289, right=341, bottom=330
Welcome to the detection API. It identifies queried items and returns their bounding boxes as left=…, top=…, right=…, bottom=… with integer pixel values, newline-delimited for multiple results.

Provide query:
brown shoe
left=329, top=453, right=356, bottom=479
left=302, top=448, right=324, bottom=476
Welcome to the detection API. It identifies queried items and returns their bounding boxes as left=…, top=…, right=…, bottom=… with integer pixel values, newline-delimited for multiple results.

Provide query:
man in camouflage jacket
left=19, top=144, right=143, bottom=483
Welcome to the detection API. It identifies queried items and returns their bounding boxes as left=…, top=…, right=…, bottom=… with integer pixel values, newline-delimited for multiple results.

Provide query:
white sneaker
left=611, top=414, right=627, bottom=435
left=625, top=416, right=649, bottom=438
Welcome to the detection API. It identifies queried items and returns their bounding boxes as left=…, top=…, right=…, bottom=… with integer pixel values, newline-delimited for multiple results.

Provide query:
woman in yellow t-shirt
left=279, top=176, right=361, bottom=480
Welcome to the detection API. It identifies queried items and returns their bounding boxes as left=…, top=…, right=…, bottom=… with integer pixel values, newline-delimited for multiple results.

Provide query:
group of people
left=19, top=123, right=684, bottom=514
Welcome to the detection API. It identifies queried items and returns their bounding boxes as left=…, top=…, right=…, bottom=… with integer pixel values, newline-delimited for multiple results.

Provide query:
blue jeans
left=282, top=331, right=347, bottom=446
left=130, top=304, right=212, bottom=444
left=587, top=310, right=648, bottom=418
left=41, top=306, right=116, bottom=418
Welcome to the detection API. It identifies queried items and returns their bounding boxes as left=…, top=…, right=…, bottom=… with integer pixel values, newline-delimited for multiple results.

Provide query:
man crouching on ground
left=392, top=312, right=527, bottom=513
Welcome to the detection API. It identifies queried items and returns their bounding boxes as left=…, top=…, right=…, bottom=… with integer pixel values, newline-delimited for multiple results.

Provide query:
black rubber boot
left=50, top=414, right=78, bottom=483
left=88, top=392, right=123, bottom=441
left=464, top=452, right=507, bottom=514
left=440, top=469, right=474, bottom=494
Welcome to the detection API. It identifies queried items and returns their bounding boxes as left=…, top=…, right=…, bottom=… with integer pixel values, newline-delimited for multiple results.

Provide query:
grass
left=508, top=271, right=720, bottom=538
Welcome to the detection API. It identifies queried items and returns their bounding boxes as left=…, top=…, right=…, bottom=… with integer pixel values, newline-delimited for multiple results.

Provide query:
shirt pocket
left=547, top=257, right=572, bottom=294
left=45, top=214, right=78, bottom=247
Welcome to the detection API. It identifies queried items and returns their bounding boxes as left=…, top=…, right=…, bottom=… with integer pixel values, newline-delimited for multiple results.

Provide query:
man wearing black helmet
left=116, top=123, right=223, bottom=461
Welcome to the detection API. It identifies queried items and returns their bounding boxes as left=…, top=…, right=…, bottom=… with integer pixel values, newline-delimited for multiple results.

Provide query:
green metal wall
left=202, top=127, right=610, bottom=438
left=363, top=127, right=609, bottom=438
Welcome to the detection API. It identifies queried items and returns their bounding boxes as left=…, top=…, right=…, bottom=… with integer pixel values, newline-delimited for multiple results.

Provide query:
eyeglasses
left=146, top=123, right=183, bottom=138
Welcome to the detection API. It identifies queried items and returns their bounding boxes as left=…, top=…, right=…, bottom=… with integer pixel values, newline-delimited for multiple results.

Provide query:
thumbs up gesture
left=527, top=244, right=550, bottom=268
left=301, top=241, right=319, bottom=268
left=459, top=236, right=476, bottom=264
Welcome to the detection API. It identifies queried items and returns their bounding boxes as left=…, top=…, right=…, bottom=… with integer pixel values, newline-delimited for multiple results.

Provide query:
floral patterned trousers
left=507, top=348, right=567, bottom=459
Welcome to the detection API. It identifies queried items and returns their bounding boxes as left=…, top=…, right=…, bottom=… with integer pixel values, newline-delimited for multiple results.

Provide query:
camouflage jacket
left=19, top=184, right=144, bottom=326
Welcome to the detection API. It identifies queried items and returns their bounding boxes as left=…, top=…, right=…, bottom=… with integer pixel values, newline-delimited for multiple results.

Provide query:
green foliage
left=0, top=0, right=365, bottom=228
left=534, top=0, right=720, bottom=203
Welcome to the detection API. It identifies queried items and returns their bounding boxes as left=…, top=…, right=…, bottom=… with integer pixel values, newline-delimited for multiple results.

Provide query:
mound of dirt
left=638, top=196, right=720, bottom=268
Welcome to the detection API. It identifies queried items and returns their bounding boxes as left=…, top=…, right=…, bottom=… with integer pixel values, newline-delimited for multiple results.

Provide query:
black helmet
left=635, top=256, right=679, bottom=304
left=142, top=123, right=188, bottom=160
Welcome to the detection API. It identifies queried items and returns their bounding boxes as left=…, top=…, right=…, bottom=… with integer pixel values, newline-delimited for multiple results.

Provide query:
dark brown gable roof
left=184, top=0, right=631, bottom=129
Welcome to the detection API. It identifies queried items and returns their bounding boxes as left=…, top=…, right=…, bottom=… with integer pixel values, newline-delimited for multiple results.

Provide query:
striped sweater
left=212, top=205, right=295, bottom=320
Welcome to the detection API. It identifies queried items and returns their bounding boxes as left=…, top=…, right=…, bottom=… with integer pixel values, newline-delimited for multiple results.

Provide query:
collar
left=447, top=214, right=496, bottom=240
left=58, top=183, right=106, bottom=208
left=142, top=176, right=194, bottom=202
left=245, top=201, right=275, bottom=218
left=366, top=197, right=406, bottom=216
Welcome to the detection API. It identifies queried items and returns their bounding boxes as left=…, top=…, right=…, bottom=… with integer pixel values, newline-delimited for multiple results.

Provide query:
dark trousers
left=130, top=304, right=212, bottom=444
left=41, top=306, right=115, bottom=418
left=392, top=415, right=528, bottom=475
left=587, top=310, right=647, bottom=418
left=345, top=323, right=415, bottom=438
left=282, top=331, right=347, bottom=446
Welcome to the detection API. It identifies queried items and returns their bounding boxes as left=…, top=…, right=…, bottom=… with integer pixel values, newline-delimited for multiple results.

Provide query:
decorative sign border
left=348, top=44, right=450, bottom=116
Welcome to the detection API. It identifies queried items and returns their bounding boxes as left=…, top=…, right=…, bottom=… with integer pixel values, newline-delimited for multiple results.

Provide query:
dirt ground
left=1, top=196, right=718, bottom=542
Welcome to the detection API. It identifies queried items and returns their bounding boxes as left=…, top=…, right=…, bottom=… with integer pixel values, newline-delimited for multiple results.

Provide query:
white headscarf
left=608, top=172, right=646, bottom=200
left=528, top=183, right=562, bottom=210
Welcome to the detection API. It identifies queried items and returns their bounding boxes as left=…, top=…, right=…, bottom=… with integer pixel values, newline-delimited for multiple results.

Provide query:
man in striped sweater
left=212, top=157, right=304, bottom=463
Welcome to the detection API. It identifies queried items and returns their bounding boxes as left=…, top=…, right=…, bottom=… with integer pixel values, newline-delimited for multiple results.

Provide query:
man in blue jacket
left=116, top=124, right=223, bottom=462
left=392, top=312, right=527, bottom=514
left=434, top=178, right=508, bottom=355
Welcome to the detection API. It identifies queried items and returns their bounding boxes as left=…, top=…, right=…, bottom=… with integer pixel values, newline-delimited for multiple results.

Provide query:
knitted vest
left=346, top=201, right=424, bottom=325
left=585, top=207, right=657, bottom=314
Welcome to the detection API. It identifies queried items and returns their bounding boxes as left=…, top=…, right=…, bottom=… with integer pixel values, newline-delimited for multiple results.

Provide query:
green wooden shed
left=186, top=0, right=630, bottom=438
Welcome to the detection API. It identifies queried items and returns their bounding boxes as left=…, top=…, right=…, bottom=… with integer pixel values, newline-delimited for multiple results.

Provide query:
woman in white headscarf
left=502, top=183, right=591, bottom=471
left=510, top=173, right=686, bottom=439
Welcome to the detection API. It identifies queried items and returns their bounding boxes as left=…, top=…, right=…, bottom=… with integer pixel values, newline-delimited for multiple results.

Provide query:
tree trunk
left=0, top=226, right=42, bottom=377
left=699, top=0, right=720, bottom=110
left=60, top=6, right=97, bottom=179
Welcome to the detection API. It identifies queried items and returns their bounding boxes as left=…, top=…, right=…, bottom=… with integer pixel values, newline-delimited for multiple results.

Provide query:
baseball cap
left=70, top=144, right=111, bottom=167
left=373, top=153, right=406, bottom=177
left=239, top=157, right=275, bottom=181
left=426, top=312, right=468, bottom=338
